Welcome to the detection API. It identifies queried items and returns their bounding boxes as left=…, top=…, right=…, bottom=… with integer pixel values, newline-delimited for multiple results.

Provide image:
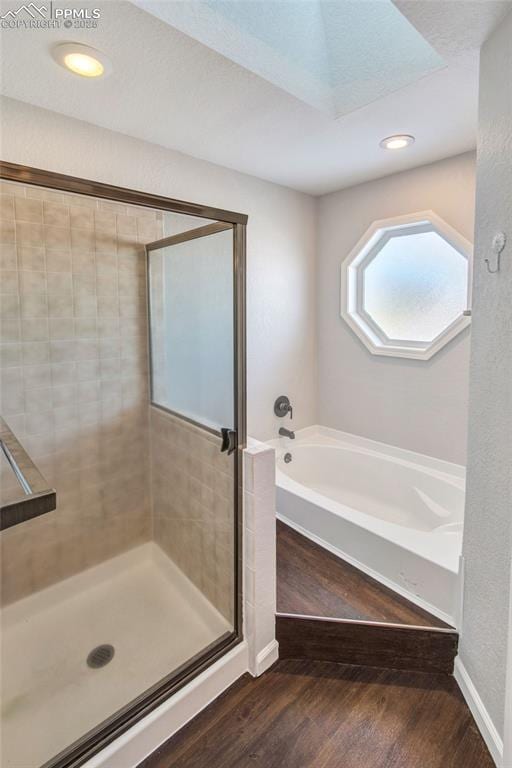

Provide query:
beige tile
left=25, top=410, right=53, bottom=436
left=43, top=202, right=70, bottom=228
left=18, top=246, right=44, bottom=271
left=51, top=362, right=76, bottom=386
left=70, top=206, right=94, bottom=229
left=14, top=197, right=43, bottom=223
left=47, top=272, right=72, bottom=294
left=77, top=380, right=100, bottom=403
left=137, top=219, right=159, bottom=243
left=52, top=384, right=77, bottom=408
left=116, top=214, right=137, bottom=236
left=50, top=318, right=75, bottom=340
left=71, top=227, right=94, bottom=252
left=76, top=339, right=99, bottom=361
left=97, top=294, right=119, bottom=318
left=48, top=293, right=73, bottom=318
left=73, top=293, right=97, bottom=318
left=65, top=193, right=97, bottom=209
left=96, top=274, right=118, bottom=295
left=0, top=220, right=15, bottom=245
left=20, top=271, right=47, bottom=294
left=22, top=317, right=49, bottom=342
left=74, top=318, right=97, bottom=338
left=16, top=221, right=42, bottom=247
left=99, top=200, right=127, bottom=215
left=22, top=341, right=50, bottom=365
left=0, top=196, right=15, bottom=220
left=44, top=226, right=71, bottom=251
left=0, top=343, right=21, bottom=368
left=94, top=230, right=117, bottom=253
left=0, top=271, right=19, bottom=294
left=1, top=375, right=24, bottom=414
left=20, top=293, right=48, bottom=318
left=0, top=244, right=17, bottom=270
left=45, top=251, right=71, bottom=272
left=94, top=210, right=116, bottom=232
left=24, top=387, right=52, bottom=414
left=50, top=340, right=76, bottom=363
left=117, top=237, right=141, bottom=258
left=72, top=251, right=95, bottom=274
left=26, top=187, right=63, bottom=203
left=76, top=359, right=100, bottom=381
left=0, top=294, right=20, bottom=319
left=23, top=364, right=52, bottom=390
left=0, top=317, right=20, bottom=342
left=97, top=317, right=120, bottom=339
left=99, top=337, right=120, bottom=358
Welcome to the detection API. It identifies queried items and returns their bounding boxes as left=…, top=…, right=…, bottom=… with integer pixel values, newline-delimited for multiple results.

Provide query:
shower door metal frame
left=0, top=162, right=247, bottom=768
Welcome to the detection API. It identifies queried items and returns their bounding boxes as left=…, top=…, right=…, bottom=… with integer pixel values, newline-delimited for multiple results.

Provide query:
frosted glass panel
left=148, top=228, right=234, bottom=430
left=363, top=230, right=468, bottom=342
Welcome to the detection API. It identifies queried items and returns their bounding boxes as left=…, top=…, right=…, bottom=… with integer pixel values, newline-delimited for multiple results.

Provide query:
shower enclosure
left=0, top=163, right=246, bottom=768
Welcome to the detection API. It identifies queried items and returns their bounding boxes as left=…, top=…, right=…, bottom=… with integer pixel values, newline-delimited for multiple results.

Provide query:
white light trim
left=51, top=43, right=112, bottom=79
left=340, top=210, right=473, bottom=361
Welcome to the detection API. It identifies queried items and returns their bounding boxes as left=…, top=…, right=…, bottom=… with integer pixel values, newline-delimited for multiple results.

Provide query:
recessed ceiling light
left=379, top=135, right=415, bottom=150
left=52, top=43, right=111, bottom=79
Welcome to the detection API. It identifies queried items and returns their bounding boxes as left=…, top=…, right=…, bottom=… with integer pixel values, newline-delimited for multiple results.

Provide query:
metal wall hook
left=485, top=232, right=506, bottom=274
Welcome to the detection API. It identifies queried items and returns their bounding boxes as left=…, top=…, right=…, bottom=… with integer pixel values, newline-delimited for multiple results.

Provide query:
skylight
left=136, top=0, right=445, bottom=117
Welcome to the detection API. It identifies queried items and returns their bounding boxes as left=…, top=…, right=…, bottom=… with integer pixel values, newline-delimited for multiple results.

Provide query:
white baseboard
left=454, top=657, right=504, bottom=767
left=83, top=641, right=249, bottom=768
left=251, top=639, right=279, bottom=677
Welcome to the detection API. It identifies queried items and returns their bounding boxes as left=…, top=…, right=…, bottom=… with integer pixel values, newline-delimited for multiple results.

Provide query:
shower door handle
left=220, top=428, right=237, bottom=456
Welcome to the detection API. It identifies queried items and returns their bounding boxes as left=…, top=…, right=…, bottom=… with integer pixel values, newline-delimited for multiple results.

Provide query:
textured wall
left=316, top=152, right=475, bottom=464
left=459, top=10, right=512, bottom=741
left=0, top=180, right=158, bottom=603
left=0, top=97, right=317, bottom=442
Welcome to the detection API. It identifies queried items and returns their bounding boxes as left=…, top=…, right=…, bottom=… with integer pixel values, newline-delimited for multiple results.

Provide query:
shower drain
left=87, top=644, right=115, bottom=669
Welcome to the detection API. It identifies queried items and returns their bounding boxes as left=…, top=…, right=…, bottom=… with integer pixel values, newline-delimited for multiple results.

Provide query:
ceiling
left=0, top=0, right=509, bottom=195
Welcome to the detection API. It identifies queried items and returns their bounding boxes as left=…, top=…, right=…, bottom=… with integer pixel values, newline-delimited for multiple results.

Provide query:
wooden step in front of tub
left=276, top=615, right=458, bottom=673
left=276, top=521, right=458, bottom=673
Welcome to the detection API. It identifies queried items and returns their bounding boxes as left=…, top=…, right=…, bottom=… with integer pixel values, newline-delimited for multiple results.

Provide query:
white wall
left=459, top=9, right=512, bottom=754
left=0, top=96, right=317, bottom=442
left=316, top=152, right=475, bottom=464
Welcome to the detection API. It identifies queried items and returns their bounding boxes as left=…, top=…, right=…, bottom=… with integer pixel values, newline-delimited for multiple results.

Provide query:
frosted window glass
left=363, top=231, right=468, bottom=342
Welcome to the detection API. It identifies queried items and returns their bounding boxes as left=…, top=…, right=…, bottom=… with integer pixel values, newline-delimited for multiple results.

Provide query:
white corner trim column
left=244, top=439, right=278, bottom=676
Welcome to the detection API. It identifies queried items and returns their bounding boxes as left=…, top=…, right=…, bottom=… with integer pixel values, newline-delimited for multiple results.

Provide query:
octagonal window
left=340, top=212, right=472, bottom=360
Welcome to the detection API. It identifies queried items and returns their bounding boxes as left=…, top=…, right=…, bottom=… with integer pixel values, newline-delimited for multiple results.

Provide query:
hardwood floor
left=139, top=659, right=494, bottom=768
left=277, top=520, right=450, bottom=627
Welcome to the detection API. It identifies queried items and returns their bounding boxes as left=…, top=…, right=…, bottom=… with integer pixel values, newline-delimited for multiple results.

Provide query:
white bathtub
left=269, top=426, right=465, bottom=625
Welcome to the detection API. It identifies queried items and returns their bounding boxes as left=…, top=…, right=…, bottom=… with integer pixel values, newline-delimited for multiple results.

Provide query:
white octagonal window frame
left=340, top=211, right=472, bottom=360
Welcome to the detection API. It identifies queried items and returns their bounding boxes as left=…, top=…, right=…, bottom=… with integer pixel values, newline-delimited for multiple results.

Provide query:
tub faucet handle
left=274, top=395, right=293, bottom=419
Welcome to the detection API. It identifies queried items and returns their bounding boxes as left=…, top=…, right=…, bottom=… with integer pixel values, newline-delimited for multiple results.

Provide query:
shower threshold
left=1, top=543, right=231, bottom=768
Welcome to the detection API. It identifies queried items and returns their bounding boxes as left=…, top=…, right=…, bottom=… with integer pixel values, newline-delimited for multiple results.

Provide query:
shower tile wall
left=150, top=407, right=235, bottom=623
left=0, top=180, right=162, bottom=604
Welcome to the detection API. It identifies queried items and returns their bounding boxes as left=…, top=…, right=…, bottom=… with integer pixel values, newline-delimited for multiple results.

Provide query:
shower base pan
left=1, top=543, right=230, bottom=768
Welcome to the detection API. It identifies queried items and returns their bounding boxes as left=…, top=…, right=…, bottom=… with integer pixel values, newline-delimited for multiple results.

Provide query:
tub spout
left=279, top=427, right=295, bottom=440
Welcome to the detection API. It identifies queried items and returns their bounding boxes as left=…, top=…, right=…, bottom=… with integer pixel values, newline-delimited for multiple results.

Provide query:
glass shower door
left=146, top=220, right=239, bottom=626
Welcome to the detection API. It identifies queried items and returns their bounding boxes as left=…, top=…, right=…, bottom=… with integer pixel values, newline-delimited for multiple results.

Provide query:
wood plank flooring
left=139, top=659, right=494, bottom=768
left=277, top=520, right=450, bottom=628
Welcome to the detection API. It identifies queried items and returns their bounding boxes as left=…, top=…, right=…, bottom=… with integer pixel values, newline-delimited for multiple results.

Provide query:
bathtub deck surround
left=276, top=521, right=449, bottom=627
left=138, top=660, right=495, bottom=768
left=276, top=521, right=458, bottom=674
left=270, top=424, right=465, bottom=625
